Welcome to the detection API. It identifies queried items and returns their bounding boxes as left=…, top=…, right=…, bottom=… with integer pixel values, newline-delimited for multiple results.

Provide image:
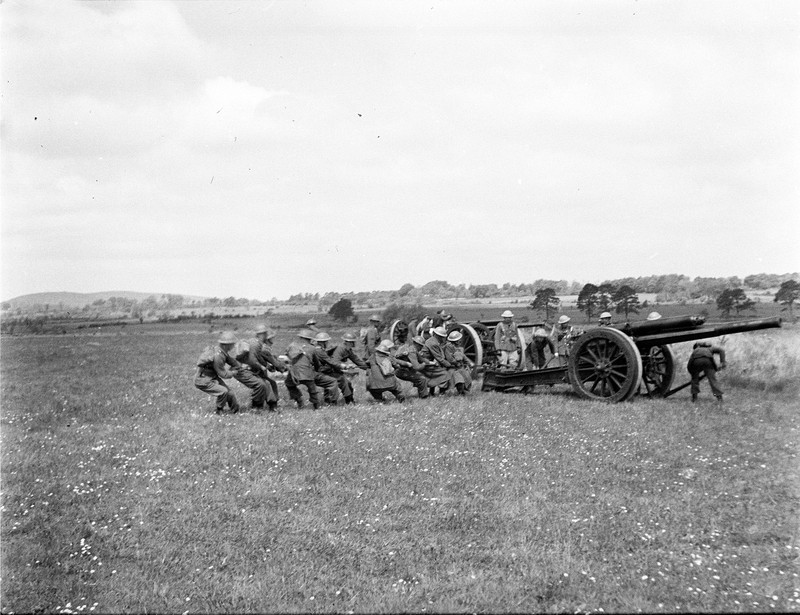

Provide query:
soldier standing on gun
left=285, top=329, right=322, bottom=410
left=194, top=331, right=242, bottom=414
left=687, top=341, right=727, bottom=403
left=393, top=326, right=430, bottom=399
left=494, top=310, right=521, bottom=369
left=324, top=332, right=369, bottom=404
left=598, top=312, right=612, bottom=326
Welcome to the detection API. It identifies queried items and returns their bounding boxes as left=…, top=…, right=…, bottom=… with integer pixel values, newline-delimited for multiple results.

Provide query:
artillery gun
left=480, top=315, right=782, bottom=402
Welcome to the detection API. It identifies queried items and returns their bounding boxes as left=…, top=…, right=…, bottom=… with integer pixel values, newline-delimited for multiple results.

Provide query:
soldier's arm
left=214, top=352, right=238, bottom=379
left=714, top=346, right=727, bottom=367
left=347, top=348, right=369, bottom=370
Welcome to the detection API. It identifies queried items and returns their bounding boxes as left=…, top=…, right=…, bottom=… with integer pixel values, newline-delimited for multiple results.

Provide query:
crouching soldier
left=526, top=328, right=558, bottom=369
left=231, top=338, right=272, bottom=412
left=324, top=332, right=369, bottom=404
left=367, top=340, right=406, bottom=403
left=419, top=326, right=453, bottom=396
left=194, top=331, right=242, bottom=414
left=444, top=330, right=473, bottom=395
left=393, top=327, right=429, bottom=399
left=309, top=331, right=345, bottom=405
left=238, top=324, right=285, bottom=412
left=251, top=326, right=287, bottom=410
left=687, top=341, right=727, bottom=403
left=284, top=329, right=322, bottom=410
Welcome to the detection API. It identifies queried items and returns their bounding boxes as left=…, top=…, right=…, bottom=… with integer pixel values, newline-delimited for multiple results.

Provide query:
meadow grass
left=1, top=325, right=799, bottom=613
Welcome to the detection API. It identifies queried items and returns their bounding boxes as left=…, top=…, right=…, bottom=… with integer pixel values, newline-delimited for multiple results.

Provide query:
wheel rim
left=389, top=319, right=406, bottom=345
left=448, top=323, right=483, bottom=367
left=640, top=344, right=676, bottom=398
left=567, top=328, right=642, bottom=402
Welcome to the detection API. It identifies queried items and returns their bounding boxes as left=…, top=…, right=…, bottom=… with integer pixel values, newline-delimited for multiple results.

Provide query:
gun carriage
left=391, top=315, right=782, bottom=403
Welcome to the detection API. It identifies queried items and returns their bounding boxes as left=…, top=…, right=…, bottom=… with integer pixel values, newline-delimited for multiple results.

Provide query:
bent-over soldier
left=394, top=329, right=429, bottom=399
left=309, top=331, right=344, bottom=405
left=419, top=326, right=453, bottom=395
left=284, top=329, right=322, bottom=410
left=444, top=330, right=473, bottom=395
left=687, top=341, right=727, bottom=403
left=526, top=327, right=558, bottom=369
left=325, top=332, right=369, bottom=404
left=366, top=340, right=405, bottom=402
left=194, top=331, right=242, bottom=414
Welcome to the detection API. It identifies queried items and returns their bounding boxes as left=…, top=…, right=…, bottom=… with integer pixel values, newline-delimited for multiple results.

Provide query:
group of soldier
left=193, top=314, right=475, bottom=414
left=194, top=307, right=728, bottom=414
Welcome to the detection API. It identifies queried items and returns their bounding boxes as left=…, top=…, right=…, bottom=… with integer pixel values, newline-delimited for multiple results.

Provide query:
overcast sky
left=2, top=0, right=798, bottom=301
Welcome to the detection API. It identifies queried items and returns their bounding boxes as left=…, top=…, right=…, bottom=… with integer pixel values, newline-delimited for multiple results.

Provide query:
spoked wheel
left=567, top=328, right=643, bottom=402
left=640, top=344, right=676, bottom=398
left=447, top=323, right=483, bottom=368
left=389, top=319, right=408, bottom=345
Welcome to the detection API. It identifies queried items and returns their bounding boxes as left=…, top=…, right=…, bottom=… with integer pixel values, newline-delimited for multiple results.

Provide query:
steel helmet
left=501, top=310, right=514, bottom=318
left=534, top=328, right=547, bottom=337
left=600, top=312, right=612, bottom=319
left=254, top=323, right=268, bottom=334
left=442, top=313, right=453, bottom=321
left=264, top=329, right=277, bottom=340
left=305, top=318, right=317, bottom=326
left=369, top=314, right=381, bottom=322
left=558, top=315, right=571, bottom=324
left=298, top=328, right=316, bottom=340
left=647, top=311, right=662, bottom=321
left=447, top=330, right=463, bottom=342
left=342, top=332, right=357, bottom=343
left=412, top=335, right=426, bottom=346
left=314, top=331, right=331, bottom=343
left=218, top=331, right=237, bottom=344
left=432, top=326, right=447, bottom=337
left=376, top=339, right=394, bottom=354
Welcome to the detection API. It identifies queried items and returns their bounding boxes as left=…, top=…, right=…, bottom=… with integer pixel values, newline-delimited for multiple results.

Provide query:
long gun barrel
left=614, top=315, right=706, bottom=336
left=632, top=316, right=782, bottom=350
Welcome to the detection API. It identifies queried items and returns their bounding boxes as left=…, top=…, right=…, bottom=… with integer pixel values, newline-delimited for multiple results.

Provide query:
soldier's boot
left=344, top=395, right=355, bottom=405
left=267, top=401, right=279, bottom=413
left=691, top=393, right=698, bottom=402
left=456, top=383, right=466, bottom=395
left=715, top=394, right=723, bottom=403
left=428, top=387, right=437, bottom=397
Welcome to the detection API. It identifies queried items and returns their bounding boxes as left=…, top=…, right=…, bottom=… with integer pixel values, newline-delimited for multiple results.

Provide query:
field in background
left=1, top=322, right=799, bottom=613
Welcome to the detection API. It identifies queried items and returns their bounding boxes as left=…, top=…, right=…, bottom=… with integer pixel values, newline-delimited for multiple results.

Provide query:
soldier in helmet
left=494, top=310, right=521, bottom=369
left=444, top=330, right=473, bottom=394
left=284, top=329, right=322, bottom=410
left=526, top=327, right=558, bottom=369
left=244, top=324, right=286, bottom=412
left=194, top=331, right=242, bottom=414
left=309, top=331, right=344, bottom=405
left=687, top=341, right=727, bottom=403
left=366, top=340, right=406, bottom=402
left=305, top=318, right=321, bottom=333
left=231, top=337, right=272, bottom=413
left=598, top=312, right=612, bottom=327
left=323, top=332, right=369, bottom=404
left=361, top=314, right=382, bottom=360
left=393, top=326, right=429, bottom=399
left=419, top=326, right=454, bottom=395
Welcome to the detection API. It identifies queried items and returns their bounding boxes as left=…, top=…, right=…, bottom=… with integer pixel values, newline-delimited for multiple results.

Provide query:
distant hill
left=2, top=291, right=210, bottom=310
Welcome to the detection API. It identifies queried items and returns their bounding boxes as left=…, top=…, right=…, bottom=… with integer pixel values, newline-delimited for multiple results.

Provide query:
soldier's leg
left=390, top=383, right=406, bottom=402
left=704, top=367, right=723, bottom=399
left=499, top=350, right=509, bottom=367
left=508, top=350, right=520, bottom=370
left=413, top=372, right=429, bottom=398
left=336, top=374, right=355, bottom=403
left=195, top=375, right=232, bottom=413
left=304, top=380, right=321, bottom=409
left=367, top=388, right=385, bottom=401
left=284, top=374, right=305, bottom=408
left=315, top=374, right=341, bottom=404
left=235, top=371, right=268, bottom=409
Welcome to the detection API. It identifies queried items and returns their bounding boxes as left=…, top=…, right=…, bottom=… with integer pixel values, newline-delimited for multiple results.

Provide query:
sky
left=1, top=0, right=798, bottom=301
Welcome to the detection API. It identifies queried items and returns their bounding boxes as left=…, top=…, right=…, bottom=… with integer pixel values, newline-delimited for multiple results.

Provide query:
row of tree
left=528, top=279, right=800, bottom=322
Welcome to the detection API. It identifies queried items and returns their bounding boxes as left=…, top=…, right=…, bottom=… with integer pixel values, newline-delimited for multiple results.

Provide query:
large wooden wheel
left=567, top=328, right=643, bottom=402
left=448, top=323, right=483, bottom=367
left=640, top=344, right=676, bottom=398
left=389, top=319, right=408, bottom=345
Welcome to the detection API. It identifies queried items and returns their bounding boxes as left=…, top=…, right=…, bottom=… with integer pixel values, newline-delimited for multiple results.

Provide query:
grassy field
left=1, top=321, right=799, bottom=613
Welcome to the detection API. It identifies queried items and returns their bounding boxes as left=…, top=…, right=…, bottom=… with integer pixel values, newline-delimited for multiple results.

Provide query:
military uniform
left=687, top=342, right=727, bottom=401
left=194, top=346, right=241, bottom=414
left=249, top=337, right=287, bottom=405
left=494, top=321, right=520, bottom=368
left=323, top=343, right=368, bottom=403
left=310, top=345, right=343, bottom=404
left=230, top=340, right=273, bottom=410
left=443, top=342, right=472, bottom=394
left=394, top=341, right=429, bottom=398
left=419, top=335, right=453, bottom=390
left=284, top=341, right=322, bottom=409
left=361, top=324, right=381, bottom=360
left=526, top=336, right=556, bottom=369
left=366, top=352, right=405, bottom=402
